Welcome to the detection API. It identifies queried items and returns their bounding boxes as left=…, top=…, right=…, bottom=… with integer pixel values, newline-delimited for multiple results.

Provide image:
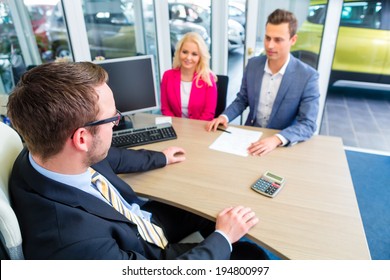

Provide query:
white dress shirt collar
left=264, top=53, right=290, bottom=75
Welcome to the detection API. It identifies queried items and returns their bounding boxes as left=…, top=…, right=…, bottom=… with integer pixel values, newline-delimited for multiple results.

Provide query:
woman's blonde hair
left=172, top=32, right=216, bottom=87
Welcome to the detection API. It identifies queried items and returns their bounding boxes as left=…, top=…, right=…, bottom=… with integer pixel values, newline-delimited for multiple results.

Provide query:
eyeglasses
left=83, top=110, right=122, bottom=127
left=71, top=110, right=122, bottom=139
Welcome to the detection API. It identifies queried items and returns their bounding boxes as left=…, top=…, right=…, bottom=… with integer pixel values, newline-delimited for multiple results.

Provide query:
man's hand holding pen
left=206, top=115, right=229, bottom=132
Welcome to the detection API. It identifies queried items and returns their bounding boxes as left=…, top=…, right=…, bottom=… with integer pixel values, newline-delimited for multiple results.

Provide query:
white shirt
left=256, top=55, right=290, bottom=128
left=256, top=55, right=290, bottom=145
left=180, top=81, right=192, bottom=118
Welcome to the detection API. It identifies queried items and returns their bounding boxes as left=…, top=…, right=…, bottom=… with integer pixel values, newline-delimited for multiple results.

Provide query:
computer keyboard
left=111, top=123, right=177, bottom=148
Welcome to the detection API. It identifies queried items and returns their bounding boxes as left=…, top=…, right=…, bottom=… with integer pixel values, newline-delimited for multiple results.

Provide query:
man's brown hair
left=267, top=9, right=298, bottom=38
left=7, top=61, right=108, bottom=160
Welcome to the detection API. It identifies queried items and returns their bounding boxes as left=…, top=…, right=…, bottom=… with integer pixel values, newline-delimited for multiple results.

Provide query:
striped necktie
left=89, top=168, right=168, bottom=249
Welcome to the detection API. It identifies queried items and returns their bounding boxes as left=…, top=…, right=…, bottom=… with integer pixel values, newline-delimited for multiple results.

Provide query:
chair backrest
left=0, top=122, right=24, bottom=260
left=215, top=75, right=229, bottom=118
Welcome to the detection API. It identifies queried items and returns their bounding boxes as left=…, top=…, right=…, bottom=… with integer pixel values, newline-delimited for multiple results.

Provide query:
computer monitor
left=94, top=55, right=159, bottom=129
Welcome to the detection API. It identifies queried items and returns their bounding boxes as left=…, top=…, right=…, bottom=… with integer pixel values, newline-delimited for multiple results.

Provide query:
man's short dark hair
left=267, top=9, right=298, bottom=38
left=7, top=62, right=108, bottom=160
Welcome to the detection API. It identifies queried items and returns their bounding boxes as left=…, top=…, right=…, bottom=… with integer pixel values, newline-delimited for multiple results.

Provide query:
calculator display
left=266, top=172, right=283, bottom=182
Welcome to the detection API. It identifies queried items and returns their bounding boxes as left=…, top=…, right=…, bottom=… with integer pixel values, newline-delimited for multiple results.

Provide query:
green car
left=291, top=0, right=390, bottom=87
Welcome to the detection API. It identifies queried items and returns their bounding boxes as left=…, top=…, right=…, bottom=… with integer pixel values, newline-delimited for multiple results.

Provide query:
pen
left=217, top=127, right=231, bottom=134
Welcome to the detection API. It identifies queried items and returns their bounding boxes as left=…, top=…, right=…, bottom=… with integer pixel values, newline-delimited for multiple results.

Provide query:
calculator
left=251, top=171, right=285, bottom=198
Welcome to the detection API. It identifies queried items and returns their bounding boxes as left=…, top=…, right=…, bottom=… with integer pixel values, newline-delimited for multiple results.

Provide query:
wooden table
left=120, top=114, right=371, bottom=260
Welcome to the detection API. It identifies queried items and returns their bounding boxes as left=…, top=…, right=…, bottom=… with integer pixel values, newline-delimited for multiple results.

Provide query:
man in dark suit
left=207, top=9, right=320, bottom=156
left=7, top=61, right=267, bottom=260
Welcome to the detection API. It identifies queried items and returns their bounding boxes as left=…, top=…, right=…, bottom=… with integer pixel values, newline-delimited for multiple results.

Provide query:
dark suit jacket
left=223, top=55, right=320, bottom=145
left=9, top=147, right=230, bottom=260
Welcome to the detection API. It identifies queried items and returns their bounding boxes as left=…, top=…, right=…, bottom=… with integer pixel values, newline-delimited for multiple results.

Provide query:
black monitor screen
left=95, top=55, right=158, bottom=116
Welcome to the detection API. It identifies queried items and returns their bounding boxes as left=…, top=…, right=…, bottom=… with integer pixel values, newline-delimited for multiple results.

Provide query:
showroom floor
left=320, top=87, right=390, bottom=153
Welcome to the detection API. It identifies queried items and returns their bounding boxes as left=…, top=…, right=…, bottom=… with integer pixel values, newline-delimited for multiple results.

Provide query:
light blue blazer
left=223, top=55, right=320, bottom=145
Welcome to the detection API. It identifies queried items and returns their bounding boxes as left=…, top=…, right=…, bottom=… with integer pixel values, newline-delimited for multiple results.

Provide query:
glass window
left=332, top=0, right=387, bottom=77
left=229, top=2, right=246, bottom=27
left=307, top=5, right=326, bottom=24
left=167, top=0, right=211, bottom=56
left=340, top=1, right=382, bottom=29
left=24, top=0, right=61, bottom=62
left=227, top=2, right=245, bottom=55
left=0, top=1, right=22, bottom=94
left=75, top=0, right=158, bottom=60
left=37, top=1, right=72, bottom=61
left=141, top=1, right=158, bottom=57
left=227, top=0, right=246, bottom=119
left=81, top=0, right=136, bottom=60
left=313, top=0, right=389, bottom=152
left=290, top=2, right=328, bottom=69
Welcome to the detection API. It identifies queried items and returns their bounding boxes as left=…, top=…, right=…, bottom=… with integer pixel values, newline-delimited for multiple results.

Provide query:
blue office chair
left=0, top=122, right=24, bottom=260
left=215, top=75, right=229, bottom=118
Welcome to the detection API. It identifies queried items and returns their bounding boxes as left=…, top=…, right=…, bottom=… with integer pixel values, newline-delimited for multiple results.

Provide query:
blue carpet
left=345, top=150, right=390, bottom=260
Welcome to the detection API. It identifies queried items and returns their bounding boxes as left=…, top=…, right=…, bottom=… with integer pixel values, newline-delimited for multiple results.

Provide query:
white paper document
left=209, top=126, right=263, bottom=157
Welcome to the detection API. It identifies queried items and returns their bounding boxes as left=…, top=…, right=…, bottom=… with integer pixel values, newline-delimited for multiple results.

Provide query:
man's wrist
left=215, top=230, right=232, bottom=252
left=220, top=114, right=229, bottom=123
left=275, top=134, right=288, bottom=146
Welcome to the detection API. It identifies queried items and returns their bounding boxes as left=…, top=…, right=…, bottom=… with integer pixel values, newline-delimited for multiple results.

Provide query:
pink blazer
left=160, top=68, right=217, bottom=121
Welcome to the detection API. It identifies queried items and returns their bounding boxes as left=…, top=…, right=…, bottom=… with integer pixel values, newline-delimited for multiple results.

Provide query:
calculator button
left=254, top=184, right=266, bottom=191
left=267, top=187, right=277, bottom=195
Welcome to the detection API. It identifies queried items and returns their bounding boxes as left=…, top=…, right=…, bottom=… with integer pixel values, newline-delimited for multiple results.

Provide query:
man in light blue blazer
left=207, top=9, right=320, bottom=156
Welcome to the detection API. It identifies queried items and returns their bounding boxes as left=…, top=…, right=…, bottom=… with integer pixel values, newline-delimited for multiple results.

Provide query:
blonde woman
left=160, top=32, right=217, bottom=121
